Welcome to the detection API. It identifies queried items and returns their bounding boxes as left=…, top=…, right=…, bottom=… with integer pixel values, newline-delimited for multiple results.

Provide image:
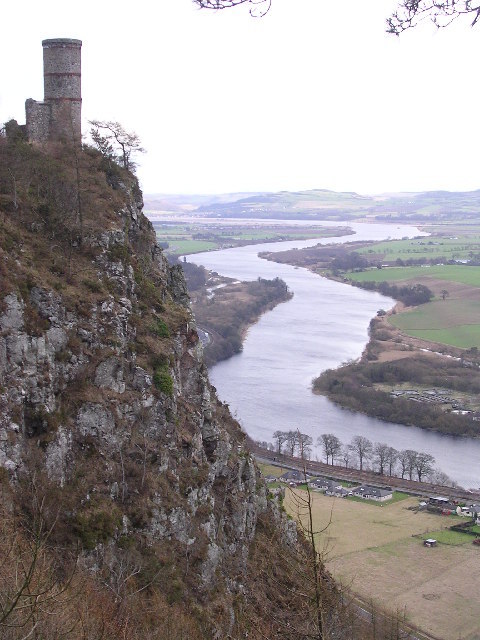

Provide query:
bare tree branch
left=193, top=0, right=271, bottom=17
left=387, top=0, right=480, bottom=34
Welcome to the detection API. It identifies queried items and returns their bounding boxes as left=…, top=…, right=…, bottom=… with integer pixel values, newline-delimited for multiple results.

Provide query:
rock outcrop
left=0, top=142, right=314, bottom=638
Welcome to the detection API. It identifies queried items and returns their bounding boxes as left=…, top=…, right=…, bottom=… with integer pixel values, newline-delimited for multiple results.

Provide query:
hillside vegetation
left=0, top=130, right=395, bottom=639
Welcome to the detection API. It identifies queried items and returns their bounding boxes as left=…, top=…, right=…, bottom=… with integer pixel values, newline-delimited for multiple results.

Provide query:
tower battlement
left=26, top=38, right=82, bottom=143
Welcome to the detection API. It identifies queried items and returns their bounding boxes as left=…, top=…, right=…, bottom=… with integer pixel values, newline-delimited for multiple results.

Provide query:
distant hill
left=375, top=190, right=480, bottom=222
left=145, top=188, right=480, bottom=222
left=144, top=191, right=263, bottom=213
left=194, top=189, right=376, bottom=220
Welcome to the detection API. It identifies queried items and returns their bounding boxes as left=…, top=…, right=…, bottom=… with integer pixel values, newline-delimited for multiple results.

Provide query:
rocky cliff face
left=0, top=143, right=308, bottom=638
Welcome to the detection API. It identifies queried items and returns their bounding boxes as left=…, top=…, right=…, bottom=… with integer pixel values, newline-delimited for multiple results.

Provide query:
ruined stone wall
left=25, top=99, right=51, bottom=143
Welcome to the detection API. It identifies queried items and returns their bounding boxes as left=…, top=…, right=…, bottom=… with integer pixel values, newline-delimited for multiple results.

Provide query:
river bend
left=187, top=222, right=480, bottom=489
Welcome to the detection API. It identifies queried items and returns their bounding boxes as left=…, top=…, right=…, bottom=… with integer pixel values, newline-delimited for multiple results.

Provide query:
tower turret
left=25, top=38, right=82, bottom=143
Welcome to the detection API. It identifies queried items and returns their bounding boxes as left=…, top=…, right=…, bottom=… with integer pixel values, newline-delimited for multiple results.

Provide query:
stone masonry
left=25, top=38, right=82, bottom=143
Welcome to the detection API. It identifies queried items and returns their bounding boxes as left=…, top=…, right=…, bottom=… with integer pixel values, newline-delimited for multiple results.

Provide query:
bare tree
left=193, top=0, right=271, bottom=16
left=89, top=120, right=145, bottom=172
left=286, top=434, right=337, bottom=639
left=415, top=452, right=435, bottom=482
left=398, top=449, right=418, bottom=481
left=0, top=483, right=78, bottom=638
left=397, top=449, right=409, bottom=479
left=372, top=442, right=390, bottom=476
left=272, top=430, right=288, bottom=455
left=405, top=449, right=419, bottom=481
left=386, top=446, right=398, bottom=477
left=341, top=445, right=351, bottom=469
left=297, top=433, right=313, bottom=460
left=349, top=436, right=373, bottom=471
left=318, top=433, right=341, bottom=465
left=285, top=430, right=298, bottom=456
left=194, top=0, right=480, bottom=34
left=387, top=0, right=480, bottom=34
left=430, top=468, right=456, bottom=487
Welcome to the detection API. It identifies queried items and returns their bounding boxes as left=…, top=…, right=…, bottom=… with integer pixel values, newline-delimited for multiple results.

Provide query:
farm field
left=152, top=220, right=350, bottom=256
left=348, top=264, right=480, bottom=287
left=357, top=233, right=480, bottom=262
left=284, top=490, right=480, bottom=640
left=348, top=265, right=480, bottom=349
left=389, top=299, right=480, bottom=348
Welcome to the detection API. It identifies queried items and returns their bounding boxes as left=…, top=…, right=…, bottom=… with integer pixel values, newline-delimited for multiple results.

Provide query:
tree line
left=262, top=430, right=455, bottom=486
left=314, top=352, right=480, bottom=438
left=350, top=279, right=433, bottom=306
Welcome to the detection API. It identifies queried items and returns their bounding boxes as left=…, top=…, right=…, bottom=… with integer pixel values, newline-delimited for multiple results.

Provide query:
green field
left=258, top=463, right=289, bottom=478
left=164, top=239, right=217, bottom=254
left=358, top=235, right=480, bottom=262
left=389, top=299, right=480, bottom=348
left=420, top=529, right=474, bottom=545
left=348, top=264, right=480, bottom=287
left=153, top=221, right=349, bottom=256
left=348, top=263, right=480, bottom=349
left=391, top=323, right=480, bottom=348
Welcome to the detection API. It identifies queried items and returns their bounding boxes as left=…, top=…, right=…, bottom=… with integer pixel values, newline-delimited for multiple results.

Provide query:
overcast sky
left=1, top=0, right=478, bottom=195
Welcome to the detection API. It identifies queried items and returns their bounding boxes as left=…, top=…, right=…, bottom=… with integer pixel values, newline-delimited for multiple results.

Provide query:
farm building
left=429, top=496, right=450, bottom=506
left=458, top=503, right=480, bottom=518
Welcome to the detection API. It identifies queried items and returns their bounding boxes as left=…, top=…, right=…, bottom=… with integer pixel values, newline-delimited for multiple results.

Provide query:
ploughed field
left=284, top=489, right=480, bottom=640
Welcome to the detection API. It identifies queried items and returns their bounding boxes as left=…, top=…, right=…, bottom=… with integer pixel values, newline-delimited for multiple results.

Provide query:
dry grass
left=284, top=490, right=480, bottom=640
left=330, top=539, right=480, bottom=640
left=284, top=492, right=449, bottom=560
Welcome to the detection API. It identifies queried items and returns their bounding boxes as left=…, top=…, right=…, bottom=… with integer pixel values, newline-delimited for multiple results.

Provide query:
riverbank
left=314, top=312, right=480, bottom=438
left=152, top=217, right=353, bottom=257
left=188, top=222, right=480, bottom=489
left=181, top=261, right=293, bottom=366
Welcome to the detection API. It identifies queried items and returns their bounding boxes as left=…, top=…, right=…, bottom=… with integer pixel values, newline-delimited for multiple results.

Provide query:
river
left=186, top=221, right=480, bottom=489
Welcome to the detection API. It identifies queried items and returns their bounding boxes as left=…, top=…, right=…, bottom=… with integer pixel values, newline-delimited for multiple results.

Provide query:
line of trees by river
left=257, top=430, right=457, bottom=487
left=349, top=278, right=433, bottom=306
left=314, top=349, right=480, bottom=437
left=180, top=260, right=293, bottom=366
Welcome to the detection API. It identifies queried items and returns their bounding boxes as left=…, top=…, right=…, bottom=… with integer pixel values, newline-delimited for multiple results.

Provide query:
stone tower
left=25, top=38, right=82, bottom=143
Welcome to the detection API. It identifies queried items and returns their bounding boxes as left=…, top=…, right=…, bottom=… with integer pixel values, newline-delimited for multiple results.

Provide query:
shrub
left=153, top=366, right=173, bottom=397
left=73, top=508, right=122, bottom=551
left=82, top=277, right=103, bottom=293
left=150, top=318, right=170, bottom=338
left=108, top=243, right=129, bottom=265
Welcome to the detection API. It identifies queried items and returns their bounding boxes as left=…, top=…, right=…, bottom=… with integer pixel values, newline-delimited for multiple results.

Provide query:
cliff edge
left=0, top=135, right=345, bottom=639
